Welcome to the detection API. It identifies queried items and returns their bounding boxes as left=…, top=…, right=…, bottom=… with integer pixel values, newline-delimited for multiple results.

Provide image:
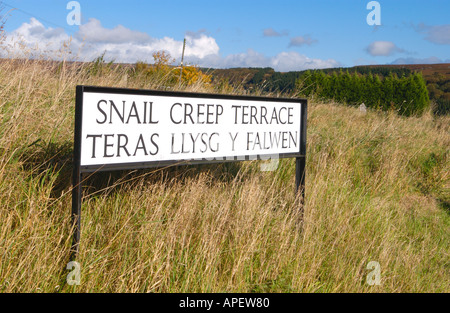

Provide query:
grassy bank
left=0, top=58, right=448, bottom=292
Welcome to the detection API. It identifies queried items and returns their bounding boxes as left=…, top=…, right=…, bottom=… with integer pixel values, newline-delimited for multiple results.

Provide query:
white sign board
left=71, top=85, right=307, bottom=256
left=75, top=86, right=306, bottom=172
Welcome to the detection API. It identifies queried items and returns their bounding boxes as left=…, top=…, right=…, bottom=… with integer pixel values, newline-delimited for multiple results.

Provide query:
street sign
left=71, top=85, right=307, bottom=256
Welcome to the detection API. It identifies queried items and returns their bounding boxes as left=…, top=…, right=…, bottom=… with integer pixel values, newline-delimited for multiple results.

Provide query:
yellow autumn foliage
left=135, top=50, right=211, bottom=86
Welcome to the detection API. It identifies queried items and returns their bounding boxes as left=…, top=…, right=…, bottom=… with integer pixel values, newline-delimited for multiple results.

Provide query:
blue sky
left=1, top=0, right=449, bottom=71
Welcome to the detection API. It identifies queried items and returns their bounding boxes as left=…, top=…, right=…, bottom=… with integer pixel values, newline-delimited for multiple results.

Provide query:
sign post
left=71, top=85, right=307, bottom=257
left=71, top=86, right=84, bottom=257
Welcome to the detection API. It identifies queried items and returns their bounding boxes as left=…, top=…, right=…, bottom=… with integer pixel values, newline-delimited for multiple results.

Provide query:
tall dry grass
left=0, top=56, right=448, bottom=293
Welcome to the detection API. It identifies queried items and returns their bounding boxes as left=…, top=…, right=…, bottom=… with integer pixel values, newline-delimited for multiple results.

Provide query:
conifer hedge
left=296, top=70, right=430, bottom=116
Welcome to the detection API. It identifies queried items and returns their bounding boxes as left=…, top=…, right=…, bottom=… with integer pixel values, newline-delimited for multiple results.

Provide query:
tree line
left=208, top=66, right=448, bottom=116
left=295, top=70, right=429, bottom=116
left=426, top=72, right=450, bottom=115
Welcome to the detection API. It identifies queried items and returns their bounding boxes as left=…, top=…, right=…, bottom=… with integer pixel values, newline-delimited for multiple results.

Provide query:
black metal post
left=296, top=98, right=307, bottom=215
left=71, top=86, right=84, bottom=259
left=295, top=156, right=305, bottom=202
left=71, top=171, right=82, bottom=258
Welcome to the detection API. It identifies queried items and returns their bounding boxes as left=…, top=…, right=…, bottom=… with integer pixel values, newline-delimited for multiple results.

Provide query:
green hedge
left=296, top=70, right=430, bottom=116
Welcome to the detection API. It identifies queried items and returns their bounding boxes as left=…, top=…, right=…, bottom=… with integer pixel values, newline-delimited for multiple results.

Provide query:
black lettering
left=270, top=108, right=279, bottom=124
left=279, top=107, right=287, bottom=124
left=86, top=134, right=102, bottom=158
left=143, top=101, right=147, bottom=124
left=109, top=100, right=125, bottom=124
left=231, top=105, right=240, bottom=124
left=184, top=103, right=194, bottom=124
left=133, top=134, right=148, bottom=156
left=190, top=133, right=200, bottom=153
left=252, top=132, right=262, bottom=150
left=270, top=132, right=281, bottom=148
left=200, top=133, right=208, bottom=153
left=263, top=132, right=270, bottom=149
left=171, top=133, right=179, bottom=154
left=104, top=134, right=115, bottom=157
left=250, top=106, right=258, bottom=124
left=229, top=132, right=238, bottom=151
left=261, top=106, right=268, bottom=124
left=170, top=103, right=182, bottom=124
left=149, top=134, right=159, bottom=155
left=197, top=104, right=205, bottom=124
left=117, top=134, right=130, bottom=157
left=209, top=133, right=219, bottom=152
left=289, top=131, right=298, bottom=148
left=282, top=131, right=288, bottom=148
left=96, top=100, right=107, bottom=124
left=242, top=106, right=249, bottom=124
left=126, top=101, right=141, bottom=124
left=181, top=133, right=189, bottom=153
left=247, top=132, right=253, bottom=150
left=216, top=105, right=223, bottom=123
left=148, top=102, right=158, bottom=124
left=206, top=104, right=215, bottom=124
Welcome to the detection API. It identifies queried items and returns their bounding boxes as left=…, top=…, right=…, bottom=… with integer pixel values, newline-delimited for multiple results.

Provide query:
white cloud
left=3, top=18, right=219, bottom=64
left=415, top=24, right=450, bottom=45
left=194, top=50, right=339, bottom=72
left=288, top=35, right=317, bottom=47
left=3, top=17, right=339, bottom=72
left=77, top=18, right=151, bottom=44
left=185, top=33, right=220, bottom=59
left=223, top=49, right=269, bottom=68
left=366, top=41, right=404, bottom=56
left=270, top=51, right=339, bottom=72
left=263, top=28, right=288, bottom=37
left=75, top=19, right=219, bottom=62
left=8, top=18, right=70, bottom=52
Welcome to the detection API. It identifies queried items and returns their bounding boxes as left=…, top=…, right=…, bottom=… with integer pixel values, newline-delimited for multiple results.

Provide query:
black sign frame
left=71, top=85, right=307, bottom=256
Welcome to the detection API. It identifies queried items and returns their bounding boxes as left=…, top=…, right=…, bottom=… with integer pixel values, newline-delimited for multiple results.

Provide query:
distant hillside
left=203, top=63, right=450, bottom=114
left=204, top=63, right=450, bottom=88
left=368, top=63, right=450, bottom=81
